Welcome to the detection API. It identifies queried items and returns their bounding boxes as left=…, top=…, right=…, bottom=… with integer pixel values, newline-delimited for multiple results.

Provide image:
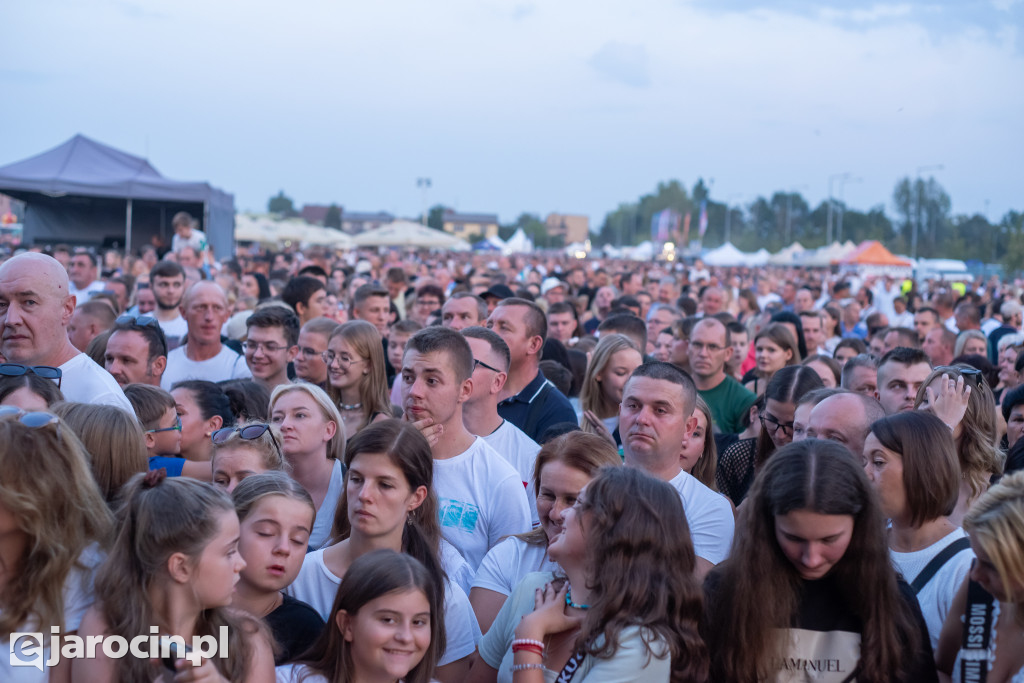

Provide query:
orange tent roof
left=838, top=240, right=911, bottom=266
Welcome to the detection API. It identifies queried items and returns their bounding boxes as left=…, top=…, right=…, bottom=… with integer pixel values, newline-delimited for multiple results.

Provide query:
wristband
left=512, top=643, right=545, bottom=656
left=512, top=638, right=545, bottom=649
left=512, top=663, right=545, bottom=672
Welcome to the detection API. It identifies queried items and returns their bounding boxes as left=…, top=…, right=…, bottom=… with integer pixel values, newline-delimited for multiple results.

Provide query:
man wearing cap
left=0, top=253, right=133, bottom=412
left=540, top=277, right=566, bottom=307
left=481, top=283, right=514, bottom=315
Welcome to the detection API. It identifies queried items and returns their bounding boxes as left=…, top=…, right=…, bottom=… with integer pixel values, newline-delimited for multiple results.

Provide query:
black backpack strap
left=959, top=578, right=995, bottom=683
left=911, top=537, right=972, bottom=594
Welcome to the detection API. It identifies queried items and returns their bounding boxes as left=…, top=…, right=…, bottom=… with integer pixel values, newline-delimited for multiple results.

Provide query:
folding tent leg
left=125, top=199, right=133, bottom=254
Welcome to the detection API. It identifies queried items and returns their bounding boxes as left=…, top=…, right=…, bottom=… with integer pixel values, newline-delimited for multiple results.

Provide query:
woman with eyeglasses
left=269, top=382, right=347, bottom=549
left=717, top=365, right=823, bottom=506
left=579, top=334, right=643, bottom=446
left=914, top=364, right=1004, bottom=526
left=325, top=320, right=393, bottom=440
left=0, top=408, right=112, bottom=683
left=211, top=420, right=290, bottom=492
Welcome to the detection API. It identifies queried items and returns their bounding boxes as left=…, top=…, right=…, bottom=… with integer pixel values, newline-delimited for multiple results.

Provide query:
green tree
left=427, top=205, right=447, bottom=231
left=892, top=176, right=951, bottom=258
left=268, top=191, right=296, bottom=216
left=324, top=204, right=341, bottom=229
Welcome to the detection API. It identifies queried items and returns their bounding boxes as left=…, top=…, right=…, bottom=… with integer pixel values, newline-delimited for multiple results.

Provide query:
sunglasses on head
left=935, top=365, right=984, bottom=388
left=211, top=424, right=282, bottom=458
left=0, top=363, right=62, bottom=389
left=0, top=406, right=61, bottom=436
left=116, top=313, right=159, bottom=328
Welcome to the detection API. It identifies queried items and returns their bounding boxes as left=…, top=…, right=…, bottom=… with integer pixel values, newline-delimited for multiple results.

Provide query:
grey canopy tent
left=0, top=134, right=234, bottom=258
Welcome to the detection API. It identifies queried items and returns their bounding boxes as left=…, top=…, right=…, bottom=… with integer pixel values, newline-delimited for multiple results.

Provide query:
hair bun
left=142, top=468, right=167, bottom=489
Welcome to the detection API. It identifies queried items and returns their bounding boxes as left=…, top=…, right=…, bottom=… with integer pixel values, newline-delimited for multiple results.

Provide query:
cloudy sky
left=3, top=0, right=1022, bottom=232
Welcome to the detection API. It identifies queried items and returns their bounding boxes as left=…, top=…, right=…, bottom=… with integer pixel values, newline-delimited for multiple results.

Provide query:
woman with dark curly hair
left=470, top=466, right=708, bottom=683
left=702, top=439, right=937, bottom=682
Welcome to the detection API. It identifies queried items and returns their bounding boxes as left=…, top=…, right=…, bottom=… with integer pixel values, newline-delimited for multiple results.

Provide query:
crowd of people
left=3, top=210, right=1024, bottom=682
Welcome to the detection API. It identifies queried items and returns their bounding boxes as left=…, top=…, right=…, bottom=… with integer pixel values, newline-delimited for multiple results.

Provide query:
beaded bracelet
left=512, top=642, right=545, bottom=656
left=512, top=663, right=545, bottom=672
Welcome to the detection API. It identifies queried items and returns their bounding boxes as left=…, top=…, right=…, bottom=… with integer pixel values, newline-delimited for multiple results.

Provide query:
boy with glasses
left=244, top=306, right=299, bottom=392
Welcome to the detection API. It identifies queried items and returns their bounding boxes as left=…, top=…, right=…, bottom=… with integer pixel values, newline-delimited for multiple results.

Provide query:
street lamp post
left=724, top=192, right=743, bottom=246
left=785, top=185, right=809, bottom=246
left=417, top=178, right=432, bottom=226
left=835, top=176, right=862, bottom=243
left=827, top=172, right=851, bottom=244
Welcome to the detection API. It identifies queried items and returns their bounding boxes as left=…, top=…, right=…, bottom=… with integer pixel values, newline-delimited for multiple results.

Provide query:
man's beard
left=157, top=299, right=182, bottom=312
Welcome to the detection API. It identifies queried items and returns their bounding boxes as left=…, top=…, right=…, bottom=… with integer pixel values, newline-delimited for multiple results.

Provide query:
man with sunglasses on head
left=161, top=282, right=250, bottom=390
left=0, top=252, right=133, bottom=412
left=104, top=313, right=168, bottom=387
left=687, top=318, right=756, bottom=435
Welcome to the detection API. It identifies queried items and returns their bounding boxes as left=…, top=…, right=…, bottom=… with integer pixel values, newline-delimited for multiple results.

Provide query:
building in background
left=442, top=210, right=499, bottom=239
left=545, top=213, right=589, bottom=244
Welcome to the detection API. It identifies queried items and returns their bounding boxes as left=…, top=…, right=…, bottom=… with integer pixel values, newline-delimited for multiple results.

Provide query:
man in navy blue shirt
left=488, top=298, right=577, bottom=442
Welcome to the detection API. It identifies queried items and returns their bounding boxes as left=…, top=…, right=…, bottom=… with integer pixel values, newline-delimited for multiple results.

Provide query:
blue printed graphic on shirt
left=439, top=498, right=480, bottom=533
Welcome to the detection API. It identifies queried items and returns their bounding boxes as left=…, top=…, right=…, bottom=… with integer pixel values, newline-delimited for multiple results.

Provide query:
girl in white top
left=937, top=471, right=1024, bottom=682
left=269, top=383, right=346, bottom=549
left=325, top=320, right=392, bottom=440
left=864, top=411, right=974, bottom=649
left=471, top=431, right=621, bottom=633
left=286, top=419, right=478, bottom=682
left=578, top=334, right=642, bottom=444
left=277, top=549, right=441, bottom=683
left=469, top=466, right=707, bottom=683
left=74, top=472, right=275, bottom=682
left=0, top=409, right=111, bottom=683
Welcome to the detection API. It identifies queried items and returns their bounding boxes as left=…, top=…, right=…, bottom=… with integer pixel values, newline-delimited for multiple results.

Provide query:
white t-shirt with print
left=667, top=468, right=735, bottom=566
left=286, top=547, right=479, bottom=666
left=433, top=437, right=532, bottom=572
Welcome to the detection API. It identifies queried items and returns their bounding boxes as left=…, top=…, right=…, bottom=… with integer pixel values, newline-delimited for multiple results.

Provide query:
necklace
left=565, top=585, right=590, bottom=610
left=339, top=402, right=363, bottom=411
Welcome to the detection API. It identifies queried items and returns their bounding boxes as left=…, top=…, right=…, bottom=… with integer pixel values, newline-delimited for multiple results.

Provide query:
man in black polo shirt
left=487, top=298, right=577, bottom=441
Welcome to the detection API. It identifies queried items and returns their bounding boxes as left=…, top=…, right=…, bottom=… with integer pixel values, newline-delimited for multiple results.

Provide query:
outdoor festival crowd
left=5, top=212, right=1024, bottom=682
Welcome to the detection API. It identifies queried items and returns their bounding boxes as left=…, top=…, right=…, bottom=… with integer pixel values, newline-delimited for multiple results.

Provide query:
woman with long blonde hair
left=579, top=334, right=643, bottom=446
left=325, top=320, right=392, bottom=439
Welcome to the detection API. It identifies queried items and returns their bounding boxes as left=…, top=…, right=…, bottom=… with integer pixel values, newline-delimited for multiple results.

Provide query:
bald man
left=805, top=391, right=885, bottom=460
left=161, top=281, right=250, bottom=389
left=0, top=253, right=132, bottom=411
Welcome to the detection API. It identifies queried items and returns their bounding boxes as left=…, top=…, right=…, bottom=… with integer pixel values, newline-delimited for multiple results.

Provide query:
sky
left=2, top=0, right=1022, bottom=234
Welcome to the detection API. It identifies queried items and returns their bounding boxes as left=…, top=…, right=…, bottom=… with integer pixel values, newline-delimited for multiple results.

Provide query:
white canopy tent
left=234, top=214, right=353, bottom=248
left=801, top=240, right=858, bottom=267
left=703, top=242, right=751, bottom=266
left=352, top=220, right=470, bottom=251
left=769, top=242, right=806, bottom=265
left=501, top=228, right=534, bottom=254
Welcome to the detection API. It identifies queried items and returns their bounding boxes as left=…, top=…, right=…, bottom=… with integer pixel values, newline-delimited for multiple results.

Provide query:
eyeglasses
left=473, top=358, right=503, bottom=373
left=759, top=412, right=794, bottom=437
left=242, top=341, right=289, bottom=354
left=211, top=424, right=282, bottom=458
left=935, top=365, right=984, bottom=388
left=415, top=300, right=441, bottom=308
left=0, top=363, right=62, bottom=389
left=689, top=341, right=725, bottom=353
left=146, top=415, right=182, bottom=434
left=321, top=351, right=366, bottom=367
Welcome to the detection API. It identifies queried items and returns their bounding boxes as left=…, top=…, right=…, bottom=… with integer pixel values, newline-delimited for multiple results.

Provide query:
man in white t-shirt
left=461, top=326, right=541, bottom=525
left=619, top=361, right=734, bottom=579
left=67, top=251, right=105, bottom=301
left=401, top=326, right=532, bottom=571
left=149, top=260, right=189, bottom=348
left=0, top=253, right=133, bottom=413
left=162, top=282, right=250, bottom=389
